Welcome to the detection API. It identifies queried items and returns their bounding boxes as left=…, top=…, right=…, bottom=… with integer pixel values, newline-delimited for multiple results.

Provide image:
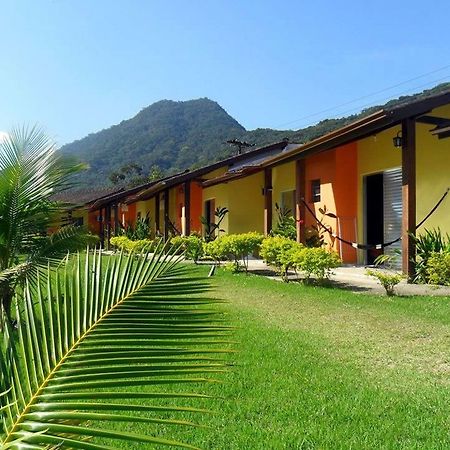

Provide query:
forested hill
left=60, top=83, right=450, bottom=188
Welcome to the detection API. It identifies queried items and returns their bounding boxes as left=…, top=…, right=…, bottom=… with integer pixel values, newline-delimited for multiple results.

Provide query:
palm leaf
left=0, top=247, right=232, bottom=449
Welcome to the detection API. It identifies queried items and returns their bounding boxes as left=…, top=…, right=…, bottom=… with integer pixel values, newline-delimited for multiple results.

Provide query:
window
left=311, top=179, right=321, bottom=203
left=73, top=217, right=84, bottom=226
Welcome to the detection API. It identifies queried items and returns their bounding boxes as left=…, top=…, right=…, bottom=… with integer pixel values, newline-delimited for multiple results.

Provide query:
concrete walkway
left=244, top=258, right=450, bottom=296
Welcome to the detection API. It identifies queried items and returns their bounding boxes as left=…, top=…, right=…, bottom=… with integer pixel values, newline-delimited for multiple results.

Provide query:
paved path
left=244, top=258, right=450, bottom=296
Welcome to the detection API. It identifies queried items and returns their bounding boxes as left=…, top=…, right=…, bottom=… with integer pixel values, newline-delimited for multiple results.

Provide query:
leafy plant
left=425, top=251, right=450, bottom=285
left=204, top=232, right=263, bottom=272
left=110, top=235, right=153, bottom=253
left=201, top=207, right=229, bottom=242
left=170, top=234, right=204, bottom=263
left=295, top=247, right=341, bottom=281
left=413, top=228, right=450, bottom=283
left=305, top=226, right=325, bottom=248
left=271, top=203, right=296, bottom=240
left=122, top=213, right=152, bottom=240
left=0, top=246, right=230, bottom=448
left=260, top=236, right=300, bottom=281
left=366, top=269, right=403, bottom=296
left=367, top=251, right=403, bottom=296
left=0, top=126, right=95, bottom=317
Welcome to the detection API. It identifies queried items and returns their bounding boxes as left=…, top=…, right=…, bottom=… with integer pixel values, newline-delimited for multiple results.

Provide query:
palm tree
left=0, top=126, right=95, bottom=316
left=0, top=246, right=231, bottom=448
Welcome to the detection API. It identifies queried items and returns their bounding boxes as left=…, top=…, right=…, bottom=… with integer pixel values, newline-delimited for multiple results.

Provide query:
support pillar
left=263, top=168, right=272, bottom=236
left=114, top=204, right=119, bottom=236
left=155, top=193, right=160, bottom=236
left=184, top=181, right=191, bottom=236
left=163, top=189, right=170, bottom=240
left=98, top=208, right=104, bottom=247
left=401, top=118, right=416, bottom=280
left=295, top=159, right=306, bottom=244
left=105, top=205, right=112, bottom=250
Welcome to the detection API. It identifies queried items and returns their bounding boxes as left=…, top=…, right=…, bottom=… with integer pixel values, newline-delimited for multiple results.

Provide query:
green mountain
left=60, top=83, right=450, bottom=188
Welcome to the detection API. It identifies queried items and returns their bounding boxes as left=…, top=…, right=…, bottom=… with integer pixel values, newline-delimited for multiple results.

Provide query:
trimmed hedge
left=260, top=235, right=341, bottom=282
left=170, top=234, right=204, bottom=262
left=110, top=236, right=153, bottom=253
left=426, top=251, right=450, bottom=286
left=204, top=232, right=264, bottom=271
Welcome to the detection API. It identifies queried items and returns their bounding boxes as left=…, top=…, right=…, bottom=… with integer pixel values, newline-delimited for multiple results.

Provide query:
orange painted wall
left=119, top=203, right=136, bottom=228
left=174, top=181, right=203, bottom=234
left=334, top=143, right=358, bottom=263
left=304, top=143, right=358, bottom=263
left=88, top=211, right=98, bottom=233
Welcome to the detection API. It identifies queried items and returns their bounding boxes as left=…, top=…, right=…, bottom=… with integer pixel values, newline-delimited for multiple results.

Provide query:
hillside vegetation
left=60, top=83, right=450, bottom=187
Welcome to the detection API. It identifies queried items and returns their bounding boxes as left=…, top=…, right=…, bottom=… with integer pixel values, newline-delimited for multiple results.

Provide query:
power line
left=313, top=74, right=450, bottom=125
left=274, top=63, right=450, bottom=129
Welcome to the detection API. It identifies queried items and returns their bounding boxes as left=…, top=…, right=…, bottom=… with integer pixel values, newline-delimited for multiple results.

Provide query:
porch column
left=263, top=168, right=272, bottom=236
left=98, top=208, right=104, bottom=247
left=401, top=118, right=416, bottom=280
left=295, top=159, right=306, bottom=244
left=184, top=181, right=191, bottom=236
left=155, top=193, right=160, bottom=236
left=163, top=189, right=170, bottom=240
left=105, top=205, right=112, bottom=250
left=114, top=204, right=119, bottom=236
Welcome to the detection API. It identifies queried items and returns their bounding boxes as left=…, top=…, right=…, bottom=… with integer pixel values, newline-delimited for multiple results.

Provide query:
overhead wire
left=273, top=63, right=450, bottom=130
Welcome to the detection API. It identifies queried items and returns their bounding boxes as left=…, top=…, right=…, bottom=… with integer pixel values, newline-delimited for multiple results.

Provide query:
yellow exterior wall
left=202, top=182, right=230, bottom=233
left=272, top=161, right=296, bottom=227
left=134, top=199, right=156, bottom=236
left=357, top=107, right=450, bottom=262
left=202, top=172, right=265, bottom=235
left=227, top=172, right=265, bottom=234
left=416, top=104, right=450, bottom=233
left=357, top=126, right=401, bottom=262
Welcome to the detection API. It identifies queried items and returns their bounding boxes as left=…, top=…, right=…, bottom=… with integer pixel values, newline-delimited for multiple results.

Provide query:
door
left=364, top=169, right=402, bottom=265
left=383, top=168, right=402, bottom=263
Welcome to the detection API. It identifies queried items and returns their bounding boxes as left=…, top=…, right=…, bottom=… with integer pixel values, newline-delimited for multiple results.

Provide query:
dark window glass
left=311, top=179, right=321, bottom=203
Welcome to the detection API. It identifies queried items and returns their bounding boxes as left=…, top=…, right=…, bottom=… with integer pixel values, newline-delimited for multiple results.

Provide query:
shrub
left=305, top=226, right=324, bottom=248
left=413, top=228, right=450, bottom=283
left=295, top=247, right=341, bottom=281
left=121, top=213, right=152, bottom=240
left=204, top=232, right=264, bottom=271
left=260, top=236, right=301, bottom=280
left=366, top=269, right=403, bottom=296
left=271, top=203, right=296, bottom=241
left=425, top=251, right=450, bottom=286
left=170, top=234, right=204, bottom=262
left=110, top=236, right=153, bottom=253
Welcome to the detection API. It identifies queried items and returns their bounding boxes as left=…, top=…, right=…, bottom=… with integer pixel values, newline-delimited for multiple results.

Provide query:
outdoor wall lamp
left=393, top=131, right=402, bottom=148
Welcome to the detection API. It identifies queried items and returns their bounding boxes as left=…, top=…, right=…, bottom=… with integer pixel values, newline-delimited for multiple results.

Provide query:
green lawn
left=102, top=265, right=450, bottom=449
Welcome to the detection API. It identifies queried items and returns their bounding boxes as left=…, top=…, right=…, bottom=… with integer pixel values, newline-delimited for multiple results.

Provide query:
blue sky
left=1, top=0, right=449, bottom=145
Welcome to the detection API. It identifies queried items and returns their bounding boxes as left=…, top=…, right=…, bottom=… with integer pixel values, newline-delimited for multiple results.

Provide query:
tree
left=149, top=164, right=165, bottom=181
left=0, top=126, right=95, bottom=316
left=0, top=247, right=227, bottom=448
left=109, top=163, right=144, bottom=186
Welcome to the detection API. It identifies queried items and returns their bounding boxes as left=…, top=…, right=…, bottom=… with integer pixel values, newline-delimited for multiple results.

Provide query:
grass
left=98, top=265, right=450, bottom=449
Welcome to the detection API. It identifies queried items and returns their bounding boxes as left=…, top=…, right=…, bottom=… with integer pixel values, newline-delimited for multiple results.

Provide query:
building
left=84, top=89, right=450, bottom=278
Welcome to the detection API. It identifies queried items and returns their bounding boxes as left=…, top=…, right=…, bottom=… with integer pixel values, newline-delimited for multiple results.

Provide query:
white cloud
left=0, top=131, right=9, bottom=142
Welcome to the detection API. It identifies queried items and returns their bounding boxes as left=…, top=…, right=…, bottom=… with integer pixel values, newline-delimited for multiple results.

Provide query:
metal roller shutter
left=383, top=168, right=402, bottom=262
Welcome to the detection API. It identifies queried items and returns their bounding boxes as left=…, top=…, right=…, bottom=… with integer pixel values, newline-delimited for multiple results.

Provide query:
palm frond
left=0, top=247, right=231, bottom=449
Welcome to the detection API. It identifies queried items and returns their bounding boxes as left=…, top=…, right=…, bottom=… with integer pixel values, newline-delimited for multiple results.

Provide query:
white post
left=181, top=206, right=186, bottom=236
